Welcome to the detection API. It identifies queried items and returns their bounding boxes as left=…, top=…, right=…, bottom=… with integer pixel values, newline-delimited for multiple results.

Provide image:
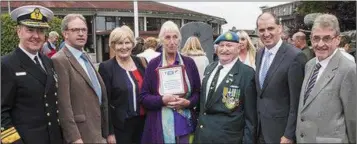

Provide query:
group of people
left=1, top=4, right=356, bottom=144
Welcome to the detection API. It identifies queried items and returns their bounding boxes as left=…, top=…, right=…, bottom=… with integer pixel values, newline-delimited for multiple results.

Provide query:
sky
left=161, top=2, right=288, bottom=32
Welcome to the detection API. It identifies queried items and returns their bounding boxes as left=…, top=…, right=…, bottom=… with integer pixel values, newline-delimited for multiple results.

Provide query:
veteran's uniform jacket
left=1, top=48, right=63, bottom=144
left=194, top=60, right=257, bottom=144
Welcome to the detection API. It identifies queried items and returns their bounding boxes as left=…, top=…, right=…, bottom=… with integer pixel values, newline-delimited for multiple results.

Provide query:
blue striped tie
left=303, top=63, right=321, bottom=105
left=81, top=54, right=102, bottom=104
left=259, top=51, right=273, bottom=88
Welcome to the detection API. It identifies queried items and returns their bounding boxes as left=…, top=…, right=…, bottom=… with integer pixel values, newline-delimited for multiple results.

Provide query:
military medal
left=222, top=85, right=240, bottom=110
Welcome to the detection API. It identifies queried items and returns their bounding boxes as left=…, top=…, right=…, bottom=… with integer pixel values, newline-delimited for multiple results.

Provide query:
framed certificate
left=156, top=65, right=188, bottom=96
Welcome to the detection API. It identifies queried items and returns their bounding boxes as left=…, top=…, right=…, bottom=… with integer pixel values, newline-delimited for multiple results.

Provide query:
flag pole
left=133, top=0, right=139, bottom=38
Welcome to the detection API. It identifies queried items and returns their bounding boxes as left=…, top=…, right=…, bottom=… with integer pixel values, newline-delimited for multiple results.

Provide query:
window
left=96, top=16, right=106, bottom=31
left=184, top=19, right=197, bottom=24
left=106, top=17, right=116, bottom=30
left=211, top=23, right=218, bottom=35
left=139, top=17, right=144, bottom=31
left=146, top=18, right=181, bottom=31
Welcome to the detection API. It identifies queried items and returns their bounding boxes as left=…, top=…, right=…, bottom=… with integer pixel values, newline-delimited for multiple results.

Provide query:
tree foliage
left=1, top=14, right=18, bottom=56
left=297, top=1, right=356, bottom=32
left=1, top=13, right=63, bottom=56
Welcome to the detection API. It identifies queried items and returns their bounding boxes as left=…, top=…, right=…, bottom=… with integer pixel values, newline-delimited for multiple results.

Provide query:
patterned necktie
left=81, top=54, right=102, bottom=104
left=259, top=51, right=273, bottom=88
left=34, top=56, right=46, bottom=73
left=303, top=63, right=321, bottom=105
left=206, top=65, right=224, bottom=103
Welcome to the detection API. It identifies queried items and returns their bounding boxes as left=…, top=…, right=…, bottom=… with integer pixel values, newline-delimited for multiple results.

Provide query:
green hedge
left=1, top=13, right=63, bottom=56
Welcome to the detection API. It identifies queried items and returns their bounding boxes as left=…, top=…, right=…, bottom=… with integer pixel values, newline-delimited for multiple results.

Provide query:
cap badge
left=30, top=8, right=43, bottom=21
left=225, top=33, right=233, bottom=40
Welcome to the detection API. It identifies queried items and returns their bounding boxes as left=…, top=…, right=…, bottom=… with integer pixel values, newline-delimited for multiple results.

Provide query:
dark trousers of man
left=114, top=116, right=145, bottom=144
left=258, top=124, right=265, bottom=144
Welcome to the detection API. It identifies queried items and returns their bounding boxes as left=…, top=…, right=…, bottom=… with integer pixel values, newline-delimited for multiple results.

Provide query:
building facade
left=1, top=1, right=226, bottom=62
left=260, top=2, right=301, bottom=29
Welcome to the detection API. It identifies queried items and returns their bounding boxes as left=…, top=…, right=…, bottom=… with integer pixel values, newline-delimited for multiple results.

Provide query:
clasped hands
left=162, top=94, right=190, bottom=110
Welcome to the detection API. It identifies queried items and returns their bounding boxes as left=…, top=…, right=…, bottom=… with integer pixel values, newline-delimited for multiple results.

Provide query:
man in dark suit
left=52, top=14, right=108, bottom=143
left=255, top=12, right=307, bottom=143
left=194, top=31, right=257, bottom=143
left=1, top=5, right=63, bottom=144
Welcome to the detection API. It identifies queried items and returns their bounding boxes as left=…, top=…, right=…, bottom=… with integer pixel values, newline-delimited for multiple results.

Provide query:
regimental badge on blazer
left=222, top=85, right=240, bottom=109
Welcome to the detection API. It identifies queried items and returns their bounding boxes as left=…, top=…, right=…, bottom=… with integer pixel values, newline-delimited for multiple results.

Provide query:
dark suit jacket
left=98, top=56, right=146, bottom=134
left=301, top=46, right=315, bottom=61
left=194, top=60, right=257, bottom=144
left=255, top=42, right=307, bottom=143
left=1, top=48, right=63, bottom=144
left=52, top=47, right=109, bottom=143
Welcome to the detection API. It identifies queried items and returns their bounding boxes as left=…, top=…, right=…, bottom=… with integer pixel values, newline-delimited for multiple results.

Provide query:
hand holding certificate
left=157, top=65, right=188, bottom=96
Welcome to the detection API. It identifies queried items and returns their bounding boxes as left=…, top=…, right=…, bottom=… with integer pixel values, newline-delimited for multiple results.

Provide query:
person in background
left=132, top=37, right=145, bottom=55
left=156, top=42, right=163, bottom=53
left=255, top=12, right=307, bottom=144
left=296, top=13, right=356, bottom=143
left=181, top=36, right=210, bottom=83
left=337, top=35, right=355, bottom=62
left=1, top=5, right=63, bottom=144
left=59, top=40, right=65, bottom=50
left=42, top=31, right=59, bottom=58
left=51, top=14, right=108, bottom=143
left=99, top=26, right=147, bottom=144
left=137, top=37, right=161, bottom=62
left=213, top=44, right=219, bottom=61
left=194, top=31, right=257, bottom=143
left=140, top=21, right=200, bottom=143
left=237, top=30, right=257, bottom=70
left=292, top=32, right=315, bottom=61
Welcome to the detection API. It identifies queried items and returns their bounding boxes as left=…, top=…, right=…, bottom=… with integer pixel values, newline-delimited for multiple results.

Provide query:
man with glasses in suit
left=296, top=13, right=356, bottom=143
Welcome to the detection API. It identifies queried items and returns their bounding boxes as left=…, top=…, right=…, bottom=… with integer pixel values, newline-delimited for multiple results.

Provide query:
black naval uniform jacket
left=1, top=48, right=63, bottom=144
left=194, top=59, right=257, bottom=144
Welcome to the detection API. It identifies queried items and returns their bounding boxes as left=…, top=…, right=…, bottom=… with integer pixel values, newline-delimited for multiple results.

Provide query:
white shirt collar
left=316, top=48, right=338, bottom=68
left=18, top=45, right=39, bottom=61
left=219, top=57, right=239, bottom=70
left=264, top=38, right=283, bottom=55
left=65, top=43, right=84, bottom=60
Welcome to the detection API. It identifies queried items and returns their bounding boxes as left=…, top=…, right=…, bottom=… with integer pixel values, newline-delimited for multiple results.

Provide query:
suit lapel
left=205, top=60, right=241, bottom=110
left=302, top=51, right=341, bottom=111
left=40, top=54, right=55, bottom=94
left=15, top=48, right=47, bottom=85
left=261, top=43, right=287, bottom=93
left=256, top=49, right=264, bottom=95
left=63, top=47, right=94, bottom=89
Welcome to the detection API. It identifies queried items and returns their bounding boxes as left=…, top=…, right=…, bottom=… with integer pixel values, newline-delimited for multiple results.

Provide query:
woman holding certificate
left=140, top=21, right=201, bottom=144
left=98, top=26, right=147, bottom=144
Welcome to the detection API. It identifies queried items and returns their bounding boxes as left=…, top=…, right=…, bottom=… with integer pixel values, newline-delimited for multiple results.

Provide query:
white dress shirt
left=315, top=49, right=338, bottom=81
left=242, top=53, right=256, bottom=70
left=66, top=44, right=91, bottom=78
left=259, top=38, right=283, bottom=79
left=205, top=57, right=238, bottom=101
left=19, top=45, right=45, bottom=70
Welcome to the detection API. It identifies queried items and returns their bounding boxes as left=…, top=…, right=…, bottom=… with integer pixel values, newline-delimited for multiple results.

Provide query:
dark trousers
left=114, top=116, right=145, bottom=144
left=258, top=124, right=265, bottom=144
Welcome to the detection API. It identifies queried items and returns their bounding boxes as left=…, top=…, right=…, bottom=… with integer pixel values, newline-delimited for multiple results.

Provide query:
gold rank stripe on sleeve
left=1, top=127, right=21, bottom=143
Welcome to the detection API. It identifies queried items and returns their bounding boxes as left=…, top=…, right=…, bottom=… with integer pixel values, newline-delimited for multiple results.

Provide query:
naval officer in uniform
left=194, top=31, right=257, bottom=143
left=1, top=5, right=63, bottom=144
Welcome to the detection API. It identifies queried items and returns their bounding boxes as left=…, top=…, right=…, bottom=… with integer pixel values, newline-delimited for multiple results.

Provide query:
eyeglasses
left=311, top=35, right=337, bottom=44
left=67, top=28, right=88, bottom=34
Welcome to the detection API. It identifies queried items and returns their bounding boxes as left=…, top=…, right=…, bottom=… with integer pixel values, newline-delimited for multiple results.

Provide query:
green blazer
left=194, top=60, right=257, bottom=144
